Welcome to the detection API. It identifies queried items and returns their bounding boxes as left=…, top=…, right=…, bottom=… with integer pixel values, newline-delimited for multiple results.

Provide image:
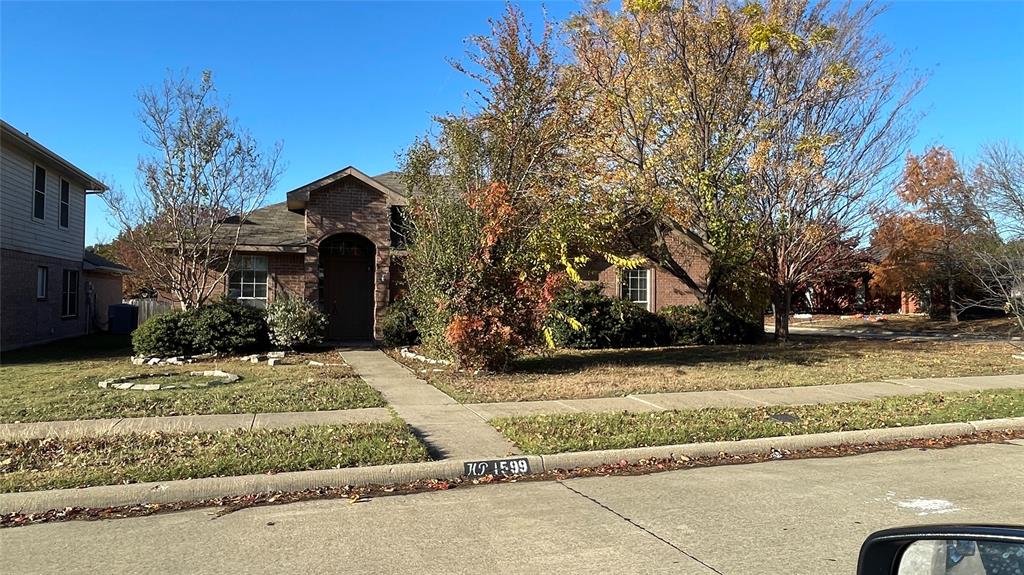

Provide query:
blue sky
left=2, top=1, right=1022, bottom=246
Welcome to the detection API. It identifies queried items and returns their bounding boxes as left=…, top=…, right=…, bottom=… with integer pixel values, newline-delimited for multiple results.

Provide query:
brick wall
left=304, top=178, right=392, bottom=339
left=589, top=234, right=708, bottom=312
left=1, top=248, right=88, bottom=350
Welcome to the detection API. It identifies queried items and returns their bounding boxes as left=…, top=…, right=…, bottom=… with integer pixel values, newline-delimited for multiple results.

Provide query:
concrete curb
left=3, top=418, right=1022, bottom=515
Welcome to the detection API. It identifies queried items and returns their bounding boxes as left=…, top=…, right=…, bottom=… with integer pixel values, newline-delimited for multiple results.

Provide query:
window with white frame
left=229, top=255, right=268, bottom=301
left=62, top=269, right=79, bottom=317
left=621, top=268, right=651, bottom=310
left=33, top=165, right=46, bottom=220
left=37, top=267, right=48, bottom=300
left=59, top=179, right=70, bottom=228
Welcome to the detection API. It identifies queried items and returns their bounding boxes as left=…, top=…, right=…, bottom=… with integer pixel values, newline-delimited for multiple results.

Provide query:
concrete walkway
left=463, top=374, right=1024, bottom=419
left=340, top=348, right=519, bottom=459
left=0, top=408, right=392, bottom=442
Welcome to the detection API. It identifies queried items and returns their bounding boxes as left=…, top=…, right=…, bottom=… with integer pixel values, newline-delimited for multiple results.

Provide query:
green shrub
left=661, top=303, right=763, bottom=345
left=381, top=299, right=420, bottom=347
left=547, top=285, right=672, bottom=349
left=546, top=285, right=617, bottom=349
left=191, top=297, right=268, bottom=354
left=607, top=299, right=674, bottom=348
left=131, top=311, right=199, bottom=357
left=266, top=297, right=327, bottom=349
left=132, top=298, right=270, bottom=357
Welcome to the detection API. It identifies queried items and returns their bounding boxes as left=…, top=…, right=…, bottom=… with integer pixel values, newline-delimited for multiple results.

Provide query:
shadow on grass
left=507, top=335, right=875, bottom=375
left=1, top=334, right=132, bottom=366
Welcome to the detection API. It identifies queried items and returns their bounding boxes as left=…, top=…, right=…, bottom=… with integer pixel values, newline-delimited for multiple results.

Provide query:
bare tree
left=745, top=0, right=923, bottom=341
left=966, top=143, right=1024, bottom=346
left=103, top=71, right=282, bottom=309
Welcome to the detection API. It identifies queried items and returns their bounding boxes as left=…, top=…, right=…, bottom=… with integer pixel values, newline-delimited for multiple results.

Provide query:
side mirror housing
left=858, top=524, right=1024, bottom=575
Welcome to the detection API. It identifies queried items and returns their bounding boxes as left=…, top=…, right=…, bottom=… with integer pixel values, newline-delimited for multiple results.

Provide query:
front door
left=320, top=235, right=375, bottom=340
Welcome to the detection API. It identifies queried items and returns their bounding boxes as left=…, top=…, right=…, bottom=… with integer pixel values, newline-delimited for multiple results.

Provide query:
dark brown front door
left=320, top=235, right=375, bottom=341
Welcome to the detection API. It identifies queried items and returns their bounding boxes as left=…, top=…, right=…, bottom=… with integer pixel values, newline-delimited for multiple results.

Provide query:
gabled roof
left=83, top=251, right=130, bottom=274
left=285, top=166, right=409, bottom=211
left=1, top=120, right=108, bottom=193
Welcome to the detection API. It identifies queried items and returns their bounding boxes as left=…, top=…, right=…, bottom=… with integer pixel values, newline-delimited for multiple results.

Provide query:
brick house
left=215, top=166, right=708, bottom=341
left=218, top=167, right=408, bottom=341
left=1, top=120, right=128, bottom=351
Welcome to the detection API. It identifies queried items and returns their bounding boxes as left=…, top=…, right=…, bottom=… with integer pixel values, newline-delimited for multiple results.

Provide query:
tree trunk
left=773, top=285, right=791, bottom=343
left=948, top=275, right=958, bottom=323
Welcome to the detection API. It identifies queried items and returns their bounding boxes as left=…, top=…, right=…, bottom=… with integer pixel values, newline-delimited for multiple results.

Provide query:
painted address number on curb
left=464, top=458, right=531, bottom=477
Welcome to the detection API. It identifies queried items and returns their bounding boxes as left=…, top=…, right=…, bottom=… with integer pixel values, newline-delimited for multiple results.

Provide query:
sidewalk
left=463, top=374, right=1024, bottom=419
left=769, top=324, right=1022, bottom=342
left=0, top=407, right=392, bottom=442
left=340, top=348, right=519, bottom=459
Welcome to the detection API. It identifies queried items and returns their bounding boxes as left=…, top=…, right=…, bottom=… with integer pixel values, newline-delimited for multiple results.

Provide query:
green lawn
left=421, top=336, right=1023, bottom=403
left=0, top=421, right=429, bottom=493
left=493, top=389, right=1024, bottom=454
left=0, top=335, right=385, bottom=423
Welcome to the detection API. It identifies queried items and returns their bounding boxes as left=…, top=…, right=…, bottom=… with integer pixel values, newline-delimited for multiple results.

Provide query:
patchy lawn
left=421, top=336, right=1023, bottom=403
left=0, top=335, right=384, bottom=423
left=0, top=420, right=429, bottom=493
left=494, top=389, right=1024, bottom=454
left=773, top=314, right=1018, bottom=337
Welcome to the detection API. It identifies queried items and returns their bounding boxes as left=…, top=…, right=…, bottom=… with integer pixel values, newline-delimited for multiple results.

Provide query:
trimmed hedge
left=132, top=298, right=268, bottom=357
left=381, top=298, right=420, bottom=347
left=661, top=303, right=762, bottom=345
left=547, top=285, right=672, bottom=349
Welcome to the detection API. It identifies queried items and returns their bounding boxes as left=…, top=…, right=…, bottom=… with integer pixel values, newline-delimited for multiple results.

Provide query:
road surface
left=3, top=440, right=1023, bottom=574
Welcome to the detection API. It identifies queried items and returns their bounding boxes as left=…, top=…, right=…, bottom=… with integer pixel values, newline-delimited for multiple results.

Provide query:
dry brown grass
left=426, top=336, right=1024, bottom=403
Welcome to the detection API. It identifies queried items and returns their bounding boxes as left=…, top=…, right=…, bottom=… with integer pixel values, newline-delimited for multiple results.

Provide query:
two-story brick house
left=215, top=166, right=706, bottom=341
left=1, top=120, right=127, bottom=351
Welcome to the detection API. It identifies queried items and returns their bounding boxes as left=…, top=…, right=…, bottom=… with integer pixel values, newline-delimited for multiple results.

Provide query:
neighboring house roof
left=371, top=170, right=410, bottom=199
left=232, top=201, right=307, bottom=248
left=1, top=120, right=109, bottom=192
left=285, top=166, right=409, bottom=211
left=83, top=251, right=131, bottom=274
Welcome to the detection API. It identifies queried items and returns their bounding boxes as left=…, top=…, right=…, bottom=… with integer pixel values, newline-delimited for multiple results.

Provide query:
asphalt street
left=3, top=440, right=1023, bottom=574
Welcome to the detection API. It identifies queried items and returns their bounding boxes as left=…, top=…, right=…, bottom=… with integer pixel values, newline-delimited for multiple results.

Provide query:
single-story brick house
left=211, top=166, right=708, bottom=341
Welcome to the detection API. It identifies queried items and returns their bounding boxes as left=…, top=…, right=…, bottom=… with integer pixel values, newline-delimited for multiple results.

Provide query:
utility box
left=108, top=304, right=139, bottom=335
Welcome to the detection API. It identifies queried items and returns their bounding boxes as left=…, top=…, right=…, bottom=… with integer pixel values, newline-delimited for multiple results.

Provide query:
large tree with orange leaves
left=870, top=147, right=994, bottom=321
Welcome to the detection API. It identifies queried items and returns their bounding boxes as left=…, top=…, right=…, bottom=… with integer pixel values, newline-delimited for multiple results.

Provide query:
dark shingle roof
left=234, top=201, right=307, bottom=247
left=372, top=171, right=409, bottom=198
left=83, top=251, right=130, bottom=273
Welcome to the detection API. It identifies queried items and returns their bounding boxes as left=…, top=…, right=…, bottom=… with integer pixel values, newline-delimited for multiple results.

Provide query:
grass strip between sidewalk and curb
left=491, top=389, right=1024, bottom=454
left=2, top=421, right=1022, bottom=520
left=0, top=421, right=429, bottom=493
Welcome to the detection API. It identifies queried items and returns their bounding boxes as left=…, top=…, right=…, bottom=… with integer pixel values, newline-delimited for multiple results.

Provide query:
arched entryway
left=318, top=233, right=375, bottom=341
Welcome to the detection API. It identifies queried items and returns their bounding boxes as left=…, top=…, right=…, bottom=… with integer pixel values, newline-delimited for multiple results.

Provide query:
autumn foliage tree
left=871, top=147, right=993, bottom=321
left=401, top=6, right=620, bottom=369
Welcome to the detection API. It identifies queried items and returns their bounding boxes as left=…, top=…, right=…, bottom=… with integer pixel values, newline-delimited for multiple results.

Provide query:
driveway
left=4, top=440, right=1022, bottom=574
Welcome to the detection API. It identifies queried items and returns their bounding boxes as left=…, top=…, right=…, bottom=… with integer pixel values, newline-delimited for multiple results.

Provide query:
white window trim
left=58, top=178, right=70, bottom=229
left=61, top=269, right=79, bottom=318
left=32, top=163, right=46, bottom=222
left=36, top=266, right=48, bottom=300
left=622, top=268, right=653, bottom=311
left=229, top=255, right=269, bottom=301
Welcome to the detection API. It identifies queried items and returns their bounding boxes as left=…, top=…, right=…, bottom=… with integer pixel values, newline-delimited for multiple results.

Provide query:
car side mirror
left=858, top=524, right=1024, bottom=575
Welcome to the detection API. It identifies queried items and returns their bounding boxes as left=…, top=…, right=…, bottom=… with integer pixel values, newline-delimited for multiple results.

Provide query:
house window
left=229, top=255, right=268, bottom=301
left=36, top=267, right=48, bottom=300
left=62, top=269, right=79, bottom=317
left=390, top=206, right=410, bottom=249
left=621, top=268, right=651, bottom=310
left=59, top=179, right=70, bottom=228
left=33, top=165, right=46, bottom=220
